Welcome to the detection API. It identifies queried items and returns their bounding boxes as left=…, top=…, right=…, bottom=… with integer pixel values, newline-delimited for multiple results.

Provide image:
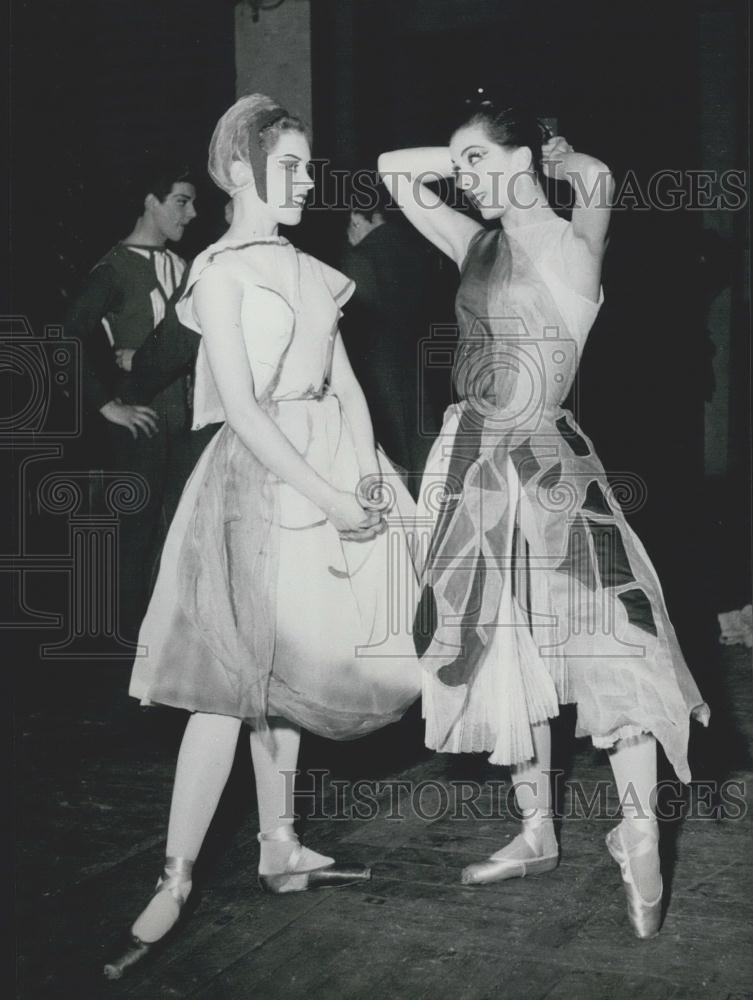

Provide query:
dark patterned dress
left=415, top=219, right=708, bottom=782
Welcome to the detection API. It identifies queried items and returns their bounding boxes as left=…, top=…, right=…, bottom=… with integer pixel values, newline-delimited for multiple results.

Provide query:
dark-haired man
left=339, top=188, right=450, bottom=498
left=66, top=163, right=198, bottom=637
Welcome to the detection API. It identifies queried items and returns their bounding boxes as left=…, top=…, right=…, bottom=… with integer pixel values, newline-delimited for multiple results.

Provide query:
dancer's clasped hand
left=327, top=490, right=385, bottom=541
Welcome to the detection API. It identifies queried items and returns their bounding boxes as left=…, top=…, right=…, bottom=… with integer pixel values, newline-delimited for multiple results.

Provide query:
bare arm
left=378, top=148, right=482, bottom=267
left=541, top=137, right=614, bottom=298
left=329, top=330, right=379, bottom=466
left=330, top=334, right=399, bottom=514
left=194, top=266, right=381, bottom=536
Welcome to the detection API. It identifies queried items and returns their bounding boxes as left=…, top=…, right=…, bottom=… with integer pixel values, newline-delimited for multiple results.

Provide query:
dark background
left=4, top=6, right=750, bottom=985
left=7, top=0, right=751, bottom=642
left=9, top=0, right=237, bottom=316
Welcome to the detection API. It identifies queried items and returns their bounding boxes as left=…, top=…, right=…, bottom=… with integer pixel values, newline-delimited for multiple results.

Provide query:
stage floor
left=14, top=643, right=753, bottom=1000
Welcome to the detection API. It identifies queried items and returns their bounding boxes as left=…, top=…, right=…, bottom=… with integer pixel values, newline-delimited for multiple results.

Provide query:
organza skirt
left=130, top=394, right=421, bottom=739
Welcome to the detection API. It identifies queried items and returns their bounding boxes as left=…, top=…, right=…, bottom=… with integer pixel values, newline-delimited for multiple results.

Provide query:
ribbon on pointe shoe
left=257, top=824, right=371, bottom=894
left=606, top=821, right=663, bottom=940
left=461, top=808, right=559, bottom=885
left=103, top=857, right=193, bottom=980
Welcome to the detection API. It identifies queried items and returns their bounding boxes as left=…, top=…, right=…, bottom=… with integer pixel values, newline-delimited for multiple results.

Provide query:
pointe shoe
left=257, top=825, right=371, bottom=895
left=461, top=809, right=559, bottom=886
left=606, top=820, right=663, bottom=940
left=103, top=857, right=193, bottom=980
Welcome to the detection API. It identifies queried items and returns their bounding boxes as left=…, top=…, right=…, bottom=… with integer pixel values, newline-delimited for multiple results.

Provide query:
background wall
left=309, top=0, right=750, bottom=613
left=697, top=8, right=749, bottom=479
left=235, top=0, right=312, bottom=124
left=9, top=0, right=237, bottom=326
left=6, top=0, right=749, bottom=612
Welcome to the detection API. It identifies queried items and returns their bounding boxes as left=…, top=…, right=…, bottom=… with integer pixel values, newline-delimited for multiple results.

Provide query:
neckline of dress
left=119, top=242, right=174, bottom=253
left=212, top=235, right=290, bottom=250
left=503, top=217, right=565, bottom=236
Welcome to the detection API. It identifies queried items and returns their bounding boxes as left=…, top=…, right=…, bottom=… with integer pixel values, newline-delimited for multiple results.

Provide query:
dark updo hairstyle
left=454, top=103, right=552, bottom=187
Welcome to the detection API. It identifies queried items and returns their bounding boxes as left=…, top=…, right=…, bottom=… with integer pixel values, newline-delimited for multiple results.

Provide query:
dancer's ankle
left=616, top=816, right=661, bottom=901
left=488, top=810, right=557, bottom=863
left=620, top=814, right=658, bottom=841
left=520, top=808, right=557, bottom=855
left=257, top=825, right=333, bottom=876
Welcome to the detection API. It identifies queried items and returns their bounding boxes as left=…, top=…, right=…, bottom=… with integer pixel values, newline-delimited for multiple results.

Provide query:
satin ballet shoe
left=606, top=820, right=663, bottom=940
left=461, top=809, right=559, bottom=886
left=257, top=825, right=371, bottom=895
left=103, top=857, right=193, bottom=980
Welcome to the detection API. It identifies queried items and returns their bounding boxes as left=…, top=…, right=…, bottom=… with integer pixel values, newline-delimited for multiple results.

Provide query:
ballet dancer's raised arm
left=377, top=147, right=482, bottom=267
left=541, top=136, right=614, bottom=302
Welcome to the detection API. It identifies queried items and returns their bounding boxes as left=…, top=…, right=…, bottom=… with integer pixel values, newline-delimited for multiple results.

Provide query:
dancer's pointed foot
left=257, top=824, right=371, bottom=894
left=606, top=818, right=663, bottom=940
left=103, top=857, right=193, bottom=980
left=461, top=809, right=559, bottom=885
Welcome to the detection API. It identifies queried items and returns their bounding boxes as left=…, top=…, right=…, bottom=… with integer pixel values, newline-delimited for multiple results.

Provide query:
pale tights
left=132, top=712, right=330, bottom=943
left=496, top=721, right=660, bottom=898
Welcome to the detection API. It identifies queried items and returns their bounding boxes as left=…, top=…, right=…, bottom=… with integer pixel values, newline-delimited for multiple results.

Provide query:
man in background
left=339, top=181, right=451, bottom=498
left=65, top=161, right=198, bottom=638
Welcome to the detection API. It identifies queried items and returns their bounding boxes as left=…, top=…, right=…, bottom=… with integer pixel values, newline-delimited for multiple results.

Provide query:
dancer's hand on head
left=327, top=491, right=385, bottom=541
left=541, top=136, right=575, bottom=179
left=100, top=400, right=159, bottom=439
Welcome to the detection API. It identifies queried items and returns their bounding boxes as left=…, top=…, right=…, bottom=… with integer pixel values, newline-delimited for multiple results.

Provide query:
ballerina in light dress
left=104, top=94, right=421, bottom=979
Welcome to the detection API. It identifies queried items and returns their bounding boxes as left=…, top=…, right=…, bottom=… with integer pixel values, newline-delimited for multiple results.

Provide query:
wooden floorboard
left=15, top=645, right=753, bottom=999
